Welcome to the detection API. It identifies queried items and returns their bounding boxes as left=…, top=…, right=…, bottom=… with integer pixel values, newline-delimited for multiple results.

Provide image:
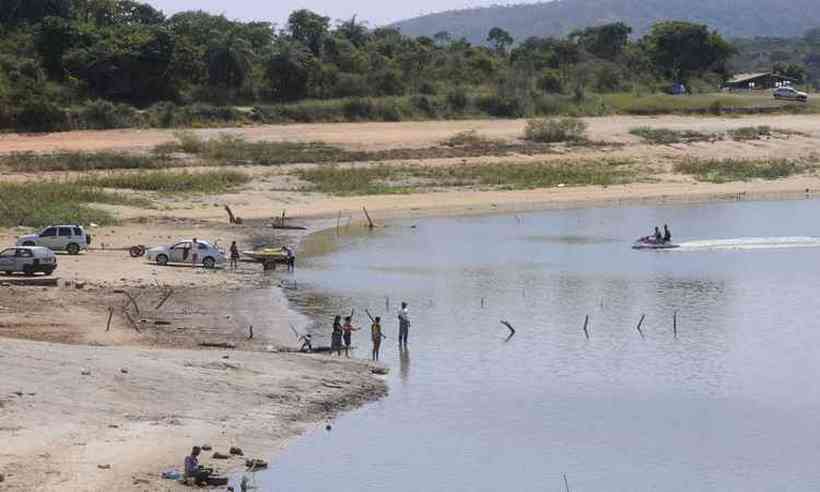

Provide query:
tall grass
left=0, top=182, right=145, bottom=227
left=524, top=118, right=588, bottom=143
left=295, top=159, right=633, bottom=196
left=157, top=132, right=567, bottom=166
left=75, top=169, right=249, bottom=193
left=629, top=127, right=718, bottom=145
left=674, top=158, right=803, bottom=183
left=0, top=151, right=171, bottom=172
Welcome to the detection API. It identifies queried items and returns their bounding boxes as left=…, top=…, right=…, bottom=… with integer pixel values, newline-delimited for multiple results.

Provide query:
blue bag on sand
left=162, top=469, right=181, bottom=480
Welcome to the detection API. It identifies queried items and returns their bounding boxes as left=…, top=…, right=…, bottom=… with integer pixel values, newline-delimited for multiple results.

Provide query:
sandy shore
left=0, top=218, right=388, bottom=491
left=1, top=114, right=819, bottom=490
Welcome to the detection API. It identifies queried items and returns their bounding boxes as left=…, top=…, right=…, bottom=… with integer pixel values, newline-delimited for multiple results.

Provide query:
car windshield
left=0, top=249, right=14, bottom=257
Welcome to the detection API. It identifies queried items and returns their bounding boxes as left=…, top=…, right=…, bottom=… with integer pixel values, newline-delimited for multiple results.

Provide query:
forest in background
left=0, top=0, right=817, bottom=132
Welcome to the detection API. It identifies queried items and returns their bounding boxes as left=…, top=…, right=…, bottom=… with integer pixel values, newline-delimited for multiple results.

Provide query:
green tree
left=264, top=42, right=317, bottom=101
left=0, top=0, right=71, bottom=25
left=487, top=27, right=513, bottom=53
left=207, top=34, right=254, bottom=90
left=775, top=63, right=807, bottom=83
left=642, top=21, right=735, bottom=82
left=537, top=69, right=563, bottom=93
left=287, top=9, right=329, bottom=56
left=570, top=22, right=631, bottom=60
left=35, top=16, right=77, bottom=80
left=337, top=15, right=369, bottom=48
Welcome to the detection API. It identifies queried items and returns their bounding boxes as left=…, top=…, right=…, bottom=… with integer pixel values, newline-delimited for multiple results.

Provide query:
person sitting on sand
left=299, top=333, right=313, bottom=353
left=342, top=316, right=358, bottom=357
left=331, top=316, right=343, bottom=356
left=663, top=224, right=671, bottom=243
left=184, top=446, right=211, bottom=485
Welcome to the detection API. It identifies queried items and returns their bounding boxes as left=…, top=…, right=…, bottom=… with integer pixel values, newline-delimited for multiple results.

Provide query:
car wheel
left=66, top=243, right=80, bottom=255
left=22, top=241, right=35, bottom=246
left=156, top=254, right=169, bottom=266
left=22, top=265, right=34, bottom=277
left=203, top=257, right=216, bottom=269
left=43, top=268, right=54, bottom=276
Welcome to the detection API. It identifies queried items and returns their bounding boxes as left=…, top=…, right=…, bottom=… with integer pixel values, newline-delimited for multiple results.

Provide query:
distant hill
left=393, top=0, right=820, bottom=43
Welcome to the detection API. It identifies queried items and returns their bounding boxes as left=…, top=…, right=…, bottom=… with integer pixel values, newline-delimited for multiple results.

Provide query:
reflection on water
left=248, top=199, right=820, bottom=491
left=399, top=347, right=410, bottom=384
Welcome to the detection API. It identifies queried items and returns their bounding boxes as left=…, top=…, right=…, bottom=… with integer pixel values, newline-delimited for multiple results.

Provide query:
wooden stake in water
left=583, top=314, right=590, bottom=339
left=385, top=296, right=390, bottom=311
left=673, top=310, right=678, bottom=338
left=481, top=297, right=485, bottom=308
left=636, top=313, right=646, bottom=339
left=563, top=473, right=570, bottom=492
left=106, top=307, right=113, bottom=332
left=336, top=210, right=342, bottom=235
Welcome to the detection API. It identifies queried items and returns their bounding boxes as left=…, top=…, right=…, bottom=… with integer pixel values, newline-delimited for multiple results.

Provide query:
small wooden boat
left=242, top=249, right=290, bottom=263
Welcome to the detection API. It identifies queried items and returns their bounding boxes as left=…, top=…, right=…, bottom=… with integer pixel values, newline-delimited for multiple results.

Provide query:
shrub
left=343, top=98, right=376, bottom=120
left=377, top=100, right=403, bottom=122
left=537, top=70, right=563, bottom=94
left=418, top=81, right=438, bottom=95
left=524, top=118, right=588, bottom=143
left=727, top=126, right=773, bottom=141
left=476, top=93, right=528, bottom=118
left=674, top=158, right=802, bottom=183
left=441, top=130, right=498, bottom=147
left=14, top=97, right=67, bottom=132
left=446, top=88, right=469, bottom=112
left=334, top=73, right=369, bottom=98
left=629, top=127, right=718, bottom=145
left=410, top=95, right=438, bottom=117
left=75, top=99, right=140, bottom=129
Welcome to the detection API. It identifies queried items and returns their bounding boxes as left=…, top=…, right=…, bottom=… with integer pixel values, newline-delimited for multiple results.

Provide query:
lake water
left=250, top=199, right=820, bottom=491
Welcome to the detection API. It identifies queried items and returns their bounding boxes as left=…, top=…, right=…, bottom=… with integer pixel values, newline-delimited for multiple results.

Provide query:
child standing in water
left=342, top=316, right=358, bottom=357
left=371, top=317, right=383, bottom=361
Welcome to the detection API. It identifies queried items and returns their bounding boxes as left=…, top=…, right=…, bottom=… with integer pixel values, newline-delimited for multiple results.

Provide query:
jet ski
left=632, top=236, right=679, bottom=250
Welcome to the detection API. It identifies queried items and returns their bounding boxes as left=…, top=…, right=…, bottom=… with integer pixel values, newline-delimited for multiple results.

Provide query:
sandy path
left=1, top=114, right=819, bottom=153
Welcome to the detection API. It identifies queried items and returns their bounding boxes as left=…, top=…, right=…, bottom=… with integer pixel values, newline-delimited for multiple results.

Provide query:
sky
left=144, top=1, right=541, bottom=27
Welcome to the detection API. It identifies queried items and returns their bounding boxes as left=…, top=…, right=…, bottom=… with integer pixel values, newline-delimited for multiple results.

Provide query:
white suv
left=16, top=225, right=92, bottom=255
left=0, top=246, right=57, bottom=276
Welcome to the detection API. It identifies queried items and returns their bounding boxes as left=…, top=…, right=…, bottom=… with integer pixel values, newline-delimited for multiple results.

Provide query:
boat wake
left=675, top=237, right=820, bottom=251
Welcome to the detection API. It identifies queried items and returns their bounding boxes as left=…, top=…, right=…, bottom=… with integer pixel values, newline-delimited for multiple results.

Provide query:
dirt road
left=1, top=114, right=819, bottom=153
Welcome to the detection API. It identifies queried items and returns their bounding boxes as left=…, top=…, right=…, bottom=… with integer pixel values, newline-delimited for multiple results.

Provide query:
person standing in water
left=229, top=241, right=240, bottom=270
left=342, top=316, right=358, bottom=357
left=331, top=315, right=343, bottom=356
left=371, top=316, right=383, bottom=361
left=398, top=302, right=410, bottom=348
